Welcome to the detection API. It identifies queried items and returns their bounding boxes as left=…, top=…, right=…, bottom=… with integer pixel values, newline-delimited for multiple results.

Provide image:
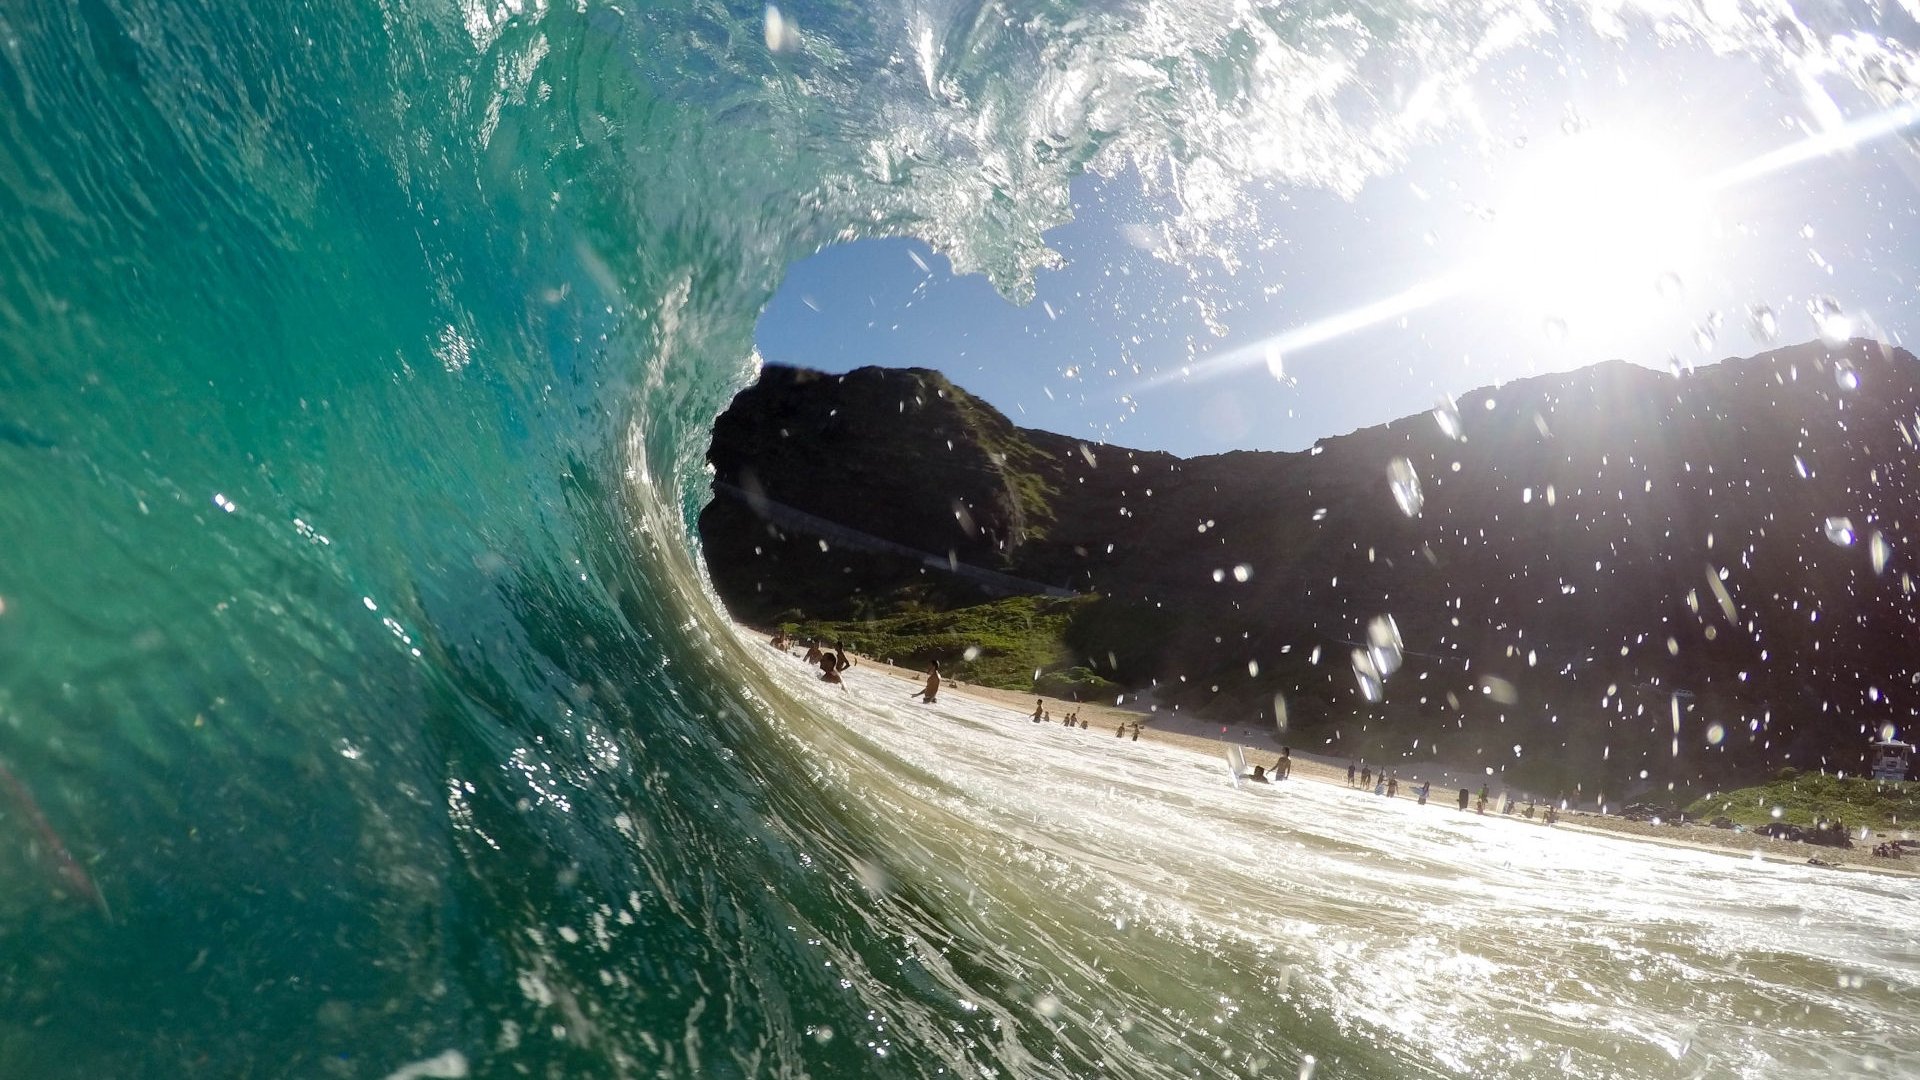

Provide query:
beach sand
left=833, top=649, right=1919, bottom=878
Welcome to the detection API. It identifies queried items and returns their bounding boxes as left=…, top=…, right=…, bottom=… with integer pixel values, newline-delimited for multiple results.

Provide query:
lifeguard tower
left=1870, top=739, right=1913, bottom=782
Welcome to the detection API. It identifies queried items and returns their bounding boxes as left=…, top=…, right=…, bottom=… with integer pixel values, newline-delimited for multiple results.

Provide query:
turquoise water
left=1, top=1, right=1916, bottom=1076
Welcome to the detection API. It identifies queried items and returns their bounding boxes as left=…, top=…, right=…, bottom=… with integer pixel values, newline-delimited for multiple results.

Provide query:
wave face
left=0, top=0, right=1914, bottom=1076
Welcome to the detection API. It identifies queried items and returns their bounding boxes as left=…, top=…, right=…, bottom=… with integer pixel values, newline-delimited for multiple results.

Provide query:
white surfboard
left=1225, top=744, right=1247, bottom=789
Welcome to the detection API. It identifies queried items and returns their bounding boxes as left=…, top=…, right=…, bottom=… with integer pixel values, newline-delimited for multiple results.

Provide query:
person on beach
left=1032, top=698, right=1044, bottom=722
left=1458, top=788, right=1471, bottom=811
left=1476, top=784, right=1490, bottom=815
left=1374, top=775, right=1386, bottom=796
left=1525, top=798, right=1536, bottom=819
left=804, top=640, right=823, bottom=665
left=1249, top=764, right=1270, bottom=783
left=1130, top=723, right=1140, bottom=741
left=1116, top=723, right=1125, bottom=738
left=1346, top=761, right=1357, bottom=787
left=834, top=643, right=852, bottom=673
left=916, top=662, right=941, bottom=704
left=1417, top=781, right=1430, bottom=806
left=818, top=650, right=842, bottom=683
left=1360, top=764, right=1372, bottom=788
left=1273, top=747, right=1292, bottom=780
left=1386, top=775, right=1398, bottom=799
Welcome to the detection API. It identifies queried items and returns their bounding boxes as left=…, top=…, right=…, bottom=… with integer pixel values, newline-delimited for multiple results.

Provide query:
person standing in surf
left=1273, top=747, right=1292, bottom=780
left=916, top=662, right=941, bottom=704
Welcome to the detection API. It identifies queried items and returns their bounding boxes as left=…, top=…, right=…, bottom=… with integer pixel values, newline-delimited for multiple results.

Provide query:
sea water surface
left=742, top=641, right=1920, bottom=1079
left=1, top=0, right=1918, bottom=1076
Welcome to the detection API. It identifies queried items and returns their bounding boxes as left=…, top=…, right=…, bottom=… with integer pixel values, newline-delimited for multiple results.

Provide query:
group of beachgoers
left=771, top=632, right=853, bottom=685
left=1031, top=697, right=1093, bottom=729
left=1340, top=761, right=1558, bottom=822
left=767, top=640, right=1554, bottom=821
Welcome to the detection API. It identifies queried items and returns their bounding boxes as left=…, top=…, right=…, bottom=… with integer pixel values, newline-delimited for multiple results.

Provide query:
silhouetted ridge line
left=701, top=340, right=1920, bottom=793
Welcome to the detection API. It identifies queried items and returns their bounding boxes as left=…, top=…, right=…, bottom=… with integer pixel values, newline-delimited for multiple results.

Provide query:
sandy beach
left=825, top=647, right=1920, bottom=878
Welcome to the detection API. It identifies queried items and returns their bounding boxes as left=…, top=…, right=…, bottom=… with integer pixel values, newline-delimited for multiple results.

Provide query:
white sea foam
left=739, top=628, right=1920, bottom=1077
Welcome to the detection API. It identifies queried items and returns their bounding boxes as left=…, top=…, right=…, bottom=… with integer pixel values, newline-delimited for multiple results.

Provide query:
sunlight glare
left=1478, top=131, right=1710, bottom=322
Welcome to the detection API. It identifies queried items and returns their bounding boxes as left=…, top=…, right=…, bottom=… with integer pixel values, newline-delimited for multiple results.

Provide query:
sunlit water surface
left=744, top=637, right=1920, bottom=1080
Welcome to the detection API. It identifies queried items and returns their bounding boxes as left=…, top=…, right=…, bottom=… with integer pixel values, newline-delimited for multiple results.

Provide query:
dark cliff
left=700, top=341, right=1920, bottom=790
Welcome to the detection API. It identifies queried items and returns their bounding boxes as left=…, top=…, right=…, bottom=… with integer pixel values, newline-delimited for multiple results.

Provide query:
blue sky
left=756, top=39, right=1920, bottom=457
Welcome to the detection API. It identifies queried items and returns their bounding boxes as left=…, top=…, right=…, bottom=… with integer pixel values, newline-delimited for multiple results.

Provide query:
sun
left=1475, top=130, right=1712, bottom=324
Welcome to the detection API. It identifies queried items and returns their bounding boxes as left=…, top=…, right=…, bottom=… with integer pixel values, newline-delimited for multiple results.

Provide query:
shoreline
left=801, top=642, right=1920, bottom=879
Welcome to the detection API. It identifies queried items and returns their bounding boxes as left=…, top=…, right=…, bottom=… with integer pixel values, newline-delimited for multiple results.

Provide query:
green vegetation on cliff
left=783, top=595, right=1123, bottom=699
left=1686, top=770, right=1920, bottom=829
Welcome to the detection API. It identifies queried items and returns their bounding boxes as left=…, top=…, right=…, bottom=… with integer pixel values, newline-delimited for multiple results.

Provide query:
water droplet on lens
left=1706, top=723, right=1725, bottom=745
left=1747, top=303, right=1778, bottom=343
left=854, top=859, right=891, bottom=895
left=1264, top=345, right=1286, bottom=382
left=1366, top=615, right=1404, bottom=677
left=763, top=4, right=800, bottom=53
left=963, top=645, right=982, bottom=661
left=1871, top=531, right=1891, bottom=574
left=1808, top=296, right=1851, bottom=342
left=1834, top=361, right=1858, bottom=391
left=1212, top=568, right=1225, bottom=583
left=1233, top=563, right=1252, bottom=582
left=1432, top=397, right=1464, bottom=441
left=1824, top=516, right=1855, bottom=546
left=1656, top=272, right=1683, bottom=298
left=1387, top=457, right=1423, bottom=517
left=1542, top=316, right=1567, bottom=342
left=1693, top=323, right=1716, bottom=354
left=1481, top=675, right=1518, bottom=704
left=1351, top=649, right=1383, bottom=702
